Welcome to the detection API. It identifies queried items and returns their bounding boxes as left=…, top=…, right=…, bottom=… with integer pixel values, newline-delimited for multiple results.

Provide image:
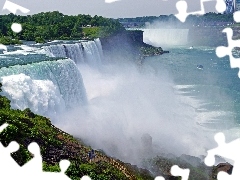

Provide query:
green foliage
left=0, top=11, right=125, bottom=42
left=145, top=156, right=211, bottom=180
left=68, top=162, right=128, bottom=180
left=0, top=96, right=11, bottom=109
left=35, top=37, right=46, bottom=43
left=43, top=162, right=61, bottom=172
left=119, top=13, right=234, bottom=28
left=0, top=36, right=22, bottom=45
left=82, top=27, right=100, bottom=40
left=0, top=86, right=151, bottom=179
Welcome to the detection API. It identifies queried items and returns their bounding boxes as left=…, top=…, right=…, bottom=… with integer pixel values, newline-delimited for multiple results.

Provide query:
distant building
left=235, top=0, right=240, bottom=11
left=224, top=0, right=235, bottom=13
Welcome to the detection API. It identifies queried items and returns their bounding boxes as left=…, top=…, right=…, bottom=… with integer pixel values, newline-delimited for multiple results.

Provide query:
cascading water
left=1, top=36, right=236, bottom=168
left=43, top=44, right=67, bottom=58
left=0, top=38, right=104, bottom=117
left=43, top=38, right=103, bottom=67
left=143, top=29, right=189, bottom=46
left=0, top=59, right=87, bottom=118
left=64, top=43, right=85, bottom=64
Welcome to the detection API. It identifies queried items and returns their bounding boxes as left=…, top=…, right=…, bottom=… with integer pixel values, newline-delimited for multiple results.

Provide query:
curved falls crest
left=0, top=38, right=104, bottom=117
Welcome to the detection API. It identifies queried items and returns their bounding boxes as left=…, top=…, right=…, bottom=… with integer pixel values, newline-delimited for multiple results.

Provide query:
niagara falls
left=0, top=4, right=239, bottom=179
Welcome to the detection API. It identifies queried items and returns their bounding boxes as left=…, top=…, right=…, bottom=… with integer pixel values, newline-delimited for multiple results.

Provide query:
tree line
left=0, top=11, right=125, bottom=44
left=119, top=13, right=235, bottom=28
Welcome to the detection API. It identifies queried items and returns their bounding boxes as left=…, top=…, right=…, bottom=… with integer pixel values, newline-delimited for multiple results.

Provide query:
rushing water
left=143, top=29, right=189, bottom=46
left=145, top=46, right=240, bottom=129
left=0, top=38, right=240, bottom=165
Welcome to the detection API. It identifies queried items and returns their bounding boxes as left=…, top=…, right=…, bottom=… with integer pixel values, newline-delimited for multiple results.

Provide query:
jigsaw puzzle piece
left=0, top=44, right=7, bottom=52
left=234, top=11, right=240, bottom=22
left=0, top=123, right=8, bottom=132
left=0, top=141, right=21, bottom=178
left=154, top=176, right=165, bottom=180
left=171, top=165, right=190, bottom=180
left=81, top=176, right=92, bottom=180
left=217, top=171, right=232, bottom=180
left=205, top=132, right=240, bottom=180
left=41, top=171, right=71, bottom=180
left=175, top=0, right=207, bottom=22
left=217, top=165, right=240, bottom=180
left=2, top=0, right=30, bottom=33
left=215, top=0, right=227, bottom=12
left=175, top=1, right=189, bottom=22
left=2, top=0, right=30, bottom=14
left=216, top=28, right=240, bottom=77
left=205, top=132, right=240, bottom=165
left=21, top=142, right=42, bottom=175
left=216, top=45, right=229, bottom=58
left=175, top=0, right=226, bottom=22
left=204, top=150, right=217, bottom=166
left=40, top=160, right=71, bottom=180
left=59, top=159, right=70, bottom=172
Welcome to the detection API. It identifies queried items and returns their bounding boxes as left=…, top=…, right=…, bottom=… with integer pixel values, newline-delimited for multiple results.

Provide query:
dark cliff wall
left=100, top=30, right=144, bottom=62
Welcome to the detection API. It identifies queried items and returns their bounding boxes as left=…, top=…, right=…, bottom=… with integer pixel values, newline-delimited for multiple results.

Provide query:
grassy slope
left=0, top=91, right=153, bottom=180
left=0, top=81, right=232, bottom=180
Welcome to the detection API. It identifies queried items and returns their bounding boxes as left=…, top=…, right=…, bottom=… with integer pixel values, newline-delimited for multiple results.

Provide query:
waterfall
left=0, top=59, right=87, bottom=117
left=64, top=43, right=85, bottom=64
left=0, top=38, right=104, bottom=117
left=82, top=40, right=102, bottom=67
left=143, top=29, right=189, bottom=46
left=43, top=44, right=67, bottom=58
left=43, top=38, right=103, bottom=67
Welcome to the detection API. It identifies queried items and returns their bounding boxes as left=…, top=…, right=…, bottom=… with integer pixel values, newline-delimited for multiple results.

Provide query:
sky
left=1, top=0, right=217, bottom=18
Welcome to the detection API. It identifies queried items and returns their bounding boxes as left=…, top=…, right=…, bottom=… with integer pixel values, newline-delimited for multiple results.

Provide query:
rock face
left=0, top=92, right=153, bottom=180
left=211, top=163, right=233, bottom=180
left=100, top=30, right=144, bottom=62
left=100, top=30, right=166, bottom=64
left=141, top=133, right=153, bottom=158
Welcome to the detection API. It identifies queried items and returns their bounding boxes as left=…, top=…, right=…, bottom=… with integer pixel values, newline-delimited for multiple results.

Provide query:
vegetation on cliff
left=0, top=36, right=22, bottom=45
left=0, top=69, right=234, bottom=180
left=0, top=82, right=153, bottom=179
left=0, top=11, right=125, bottom=44
left=140, top=46, right=164, bottom=57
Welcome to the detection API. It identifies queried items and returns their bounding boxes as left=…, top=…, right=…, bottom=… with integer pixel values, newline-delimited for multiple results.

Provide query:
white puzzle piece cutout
left=205, top=132, right=240, bottom=180
left=175, top=0, right=226, bottom=22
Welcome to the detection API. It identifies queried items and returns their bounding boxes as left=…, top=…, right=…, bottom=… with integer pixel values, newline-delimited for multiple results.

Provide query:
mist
left=54, top=58, right=219, bottom=166
left=142, top=19, right=191, bottom=47
left=0, top=35, right=236, bottom=168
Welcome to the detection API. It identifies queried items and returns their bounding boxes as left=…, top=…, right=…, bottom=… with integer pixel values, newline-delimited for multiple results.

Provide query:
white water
left=0, top=38, right=225, bottom=166
left=64, top=44, right=85, bottom=63
left=1, top=73, right=65, bottom=116
left=54, top=61, right=218, bottom=165
left=43, top=44, right=66, bottom=58
left=143, top=29, right=189, bottom=46
left=43, top=38, right=103, bottom=67
left=0, top=39, right=104, bottom=118
left=0, top=59, right=87, bottom=119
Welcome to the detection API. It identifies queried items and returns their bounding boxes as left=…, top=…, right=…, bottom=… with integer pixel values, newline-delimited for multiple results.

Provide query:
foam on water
left=1, top=38, right=238, bottom=166
left=1, top=73, right=65, bottom=116
left=55, top=61, right=223, bottom=164
left=143, top=29, right=189, bottom=46
left=0, top=59, right=87, bottom=118
left=43, top=38, right=103, bottom=67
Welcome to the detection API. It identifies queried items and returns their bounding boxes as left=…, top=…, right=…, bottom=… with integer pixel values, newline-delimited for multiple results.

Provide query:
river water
left=0, top=39, right=239, bottom=165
